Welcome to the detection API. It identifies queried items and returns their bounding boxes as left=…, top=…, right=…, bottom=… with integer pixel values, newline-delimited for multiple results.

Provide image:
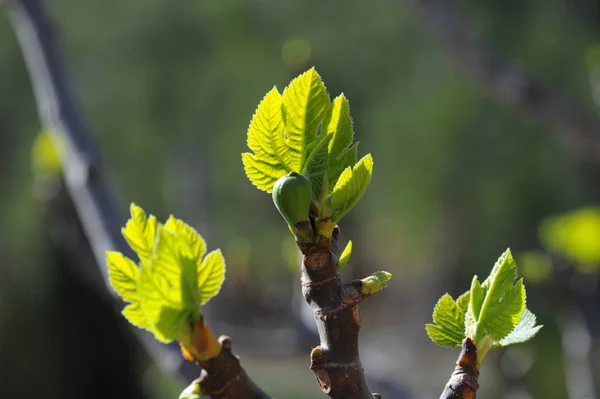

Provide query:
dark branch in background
left=298, top=232, right=382, bottom=399
left=405, top=0, right=600, bottom=160
left=6, top=0, right=194, bottom=382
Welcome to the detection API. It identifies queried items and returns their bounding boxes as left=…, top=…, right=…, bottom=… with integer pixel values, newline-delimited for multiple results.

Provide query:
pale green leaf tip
left=179, top=379, right=202, bottom=399
left=360, top=271, right=392, bottom=295
left=339, top=240, right=353, bottom=271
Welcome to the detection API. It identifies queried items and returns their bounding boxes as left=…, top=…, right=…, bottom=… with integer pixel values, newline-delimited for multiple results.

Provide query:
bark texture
left=439, top=338, right=479, bottom=399
left=299, top=235, right=380, bottom=399
left=198, top=336, right=273, bottom=399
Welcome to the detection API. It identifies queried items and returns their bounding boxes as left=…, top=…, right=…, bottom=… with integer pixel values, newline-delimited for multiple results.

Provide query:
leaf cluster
left=106, top=204, right=225, bottom=343
left=426, top=249, right=542, bottom=363
left=242, top=68, right=373, bottom=232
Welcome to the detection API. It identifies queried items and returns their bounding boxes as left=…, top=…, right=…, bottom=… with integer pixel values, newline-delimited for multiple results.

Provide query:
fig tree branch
left=298, top=233, right=383, bottom=399
left=406, top=0, right=600, bottom=160
left=439, top=338, right=479, bottom=399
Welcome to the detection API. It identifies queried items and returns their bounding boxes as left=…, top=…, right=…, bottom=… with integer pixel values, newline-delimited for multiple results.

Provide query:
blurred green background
left=1, top=0, right=599, bottom=398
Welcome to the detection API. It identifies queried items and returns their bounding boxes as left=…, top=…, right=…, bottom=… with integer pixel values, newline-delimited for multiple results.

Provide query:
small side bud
left=359, top=271, right=392, bottom=296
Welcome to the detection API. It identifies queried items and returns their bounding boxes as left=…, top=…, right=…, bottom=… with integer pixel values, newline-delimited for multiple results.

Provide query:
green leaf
left=151, top=227, right=200, bottom=311
left=242, top=153, right=288, bottom=194
left=179, top=379, right=202, bottom=399
left=496, top=308, right=543, bottom=347
left=111, top=205, right=229, bottom=344
left=242, top=88, right=290, bottom=193
left=122, top=203, right=158, bottom=264
left=470, top=276, right=484, bottom=321
left=329, top=154, right=374, bottom=222
left=303, top=134, right=333, bottom=200
left=122, top=302, right=150, bottom=330
left=473, top=249, right=526, bottom=343
left=247, top=88, right=290, bottom=169
left=426, top=294, right=466, bottom=349
left=281, top=68, right=331, bottom=171
left=198, top=250, right=226, bottom=305
left=328, top=143, right=358, bottom=191
left=106, top=251, right=139, bottom=303
left=339, top=240, right=353, bottom=271
left=456, top=291, right=470, bottom=312
left=164, top=216, right=207, bottom=263
left=323, top=95, right=358, bottom=188
left=138, top=260, right=191, bottom=343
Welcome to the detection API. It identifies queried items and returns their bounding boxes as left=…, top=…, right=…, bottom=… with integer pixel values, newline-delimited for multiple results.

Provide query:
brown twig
left=197, top=336, right=273, bottom=399
left=439, top=338, right=479, bottom=399
left=298, top=234, right=381, bottom=399
left=406, top=0, right=600, bottom=160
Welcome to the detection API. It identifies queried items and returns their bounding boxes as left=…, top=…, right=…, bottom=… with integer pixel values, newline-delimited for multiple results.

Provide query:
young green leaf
left=329, top=154, right=374, bottom=221
left=469, top=276, right=484, bottom=321
left=164, top=216, right=207, bottom=263
left=281, top=68, right=331, bottom=172
left=426, top=294, right=466, bottom=349
left=456, top=291, right=470, bottom=312
left=473, top=249, right=526, bottom=344
left=303, top=134, right=333, bottom=199
left=328, top=143, right=359, bottom=192
left=198, top=250, right=226, bottom=305
left=106, top=251, right=139, bottom=303
left=122, top=302, right=150, bottom=329
left=496, top=308, right=543, bottom=347
left=109, top=204, right=228, bottom=344
left=323, top=94, right=358, bottom=188
left=152, top=227, right=200, bottom=311
left=122, top=203, right=158, bottom=264
left=339, top=240, right=353, bottom=270
left=242, top=153, right=288, bottom=194
left=179, top=379, right=202, bottom=399
left=242, top=88, right=290, bottom=193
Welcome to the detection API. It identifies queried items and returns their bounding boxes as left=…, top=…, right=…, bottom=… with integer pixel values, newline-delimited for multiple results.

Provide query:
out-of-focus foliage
left=540, top=207, right=600, bottom=272
left=517, top=250, right=553, bottom=283
left=31, top=130, right=63, bottom=175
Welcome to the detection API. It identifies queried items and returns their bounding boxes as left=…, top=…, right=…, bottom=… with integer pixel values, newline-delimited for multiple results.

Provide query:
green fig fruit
left=272, top=172, right=312, bottom=227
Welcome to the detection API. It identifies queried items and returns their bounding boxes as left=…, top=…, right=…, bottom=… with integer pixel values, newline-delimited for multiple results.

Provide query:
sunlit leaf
left=472, top=249, right=526, bottom=343
left=303, top=134, right=332, bottom=199
left=329, top=154, right=374, bottom=222
left=339, top=240, right=353, bottom=271
left=281, top=68, right=331, bottom=171
left=106, top=251, right=139, bottom=303
left=122, top=203, right=158, bottom=264
left=323, top=95, right=358, bottom=188
left=198, top=250, right=226, bottom=305
left=426, top=294, right=466, bottom=349
left=496, top=308, right=543, bottom=347
left=122, top=302, right=149, bottom=330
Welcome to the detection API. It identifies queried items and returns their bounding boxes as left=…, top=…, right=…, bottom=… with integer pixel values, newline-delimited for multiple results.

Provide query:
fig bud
left=272, top=172, right=312, bottom=227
